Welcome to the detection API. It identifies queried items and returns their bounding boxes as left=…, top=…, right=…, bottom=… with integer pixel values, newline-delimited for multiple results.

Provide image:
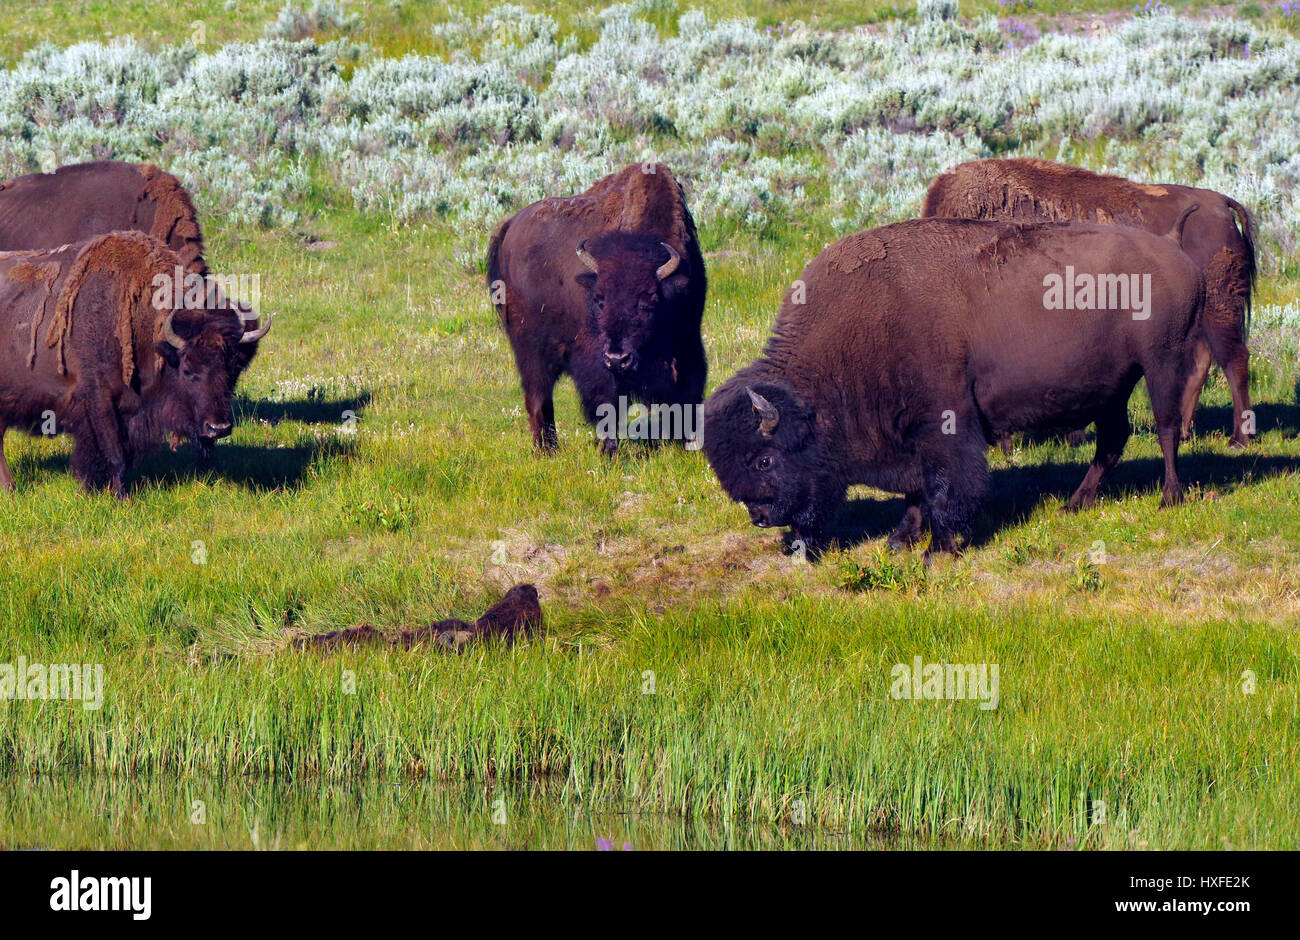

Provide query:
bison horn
left=161, top=312, right=186, bottom=350
left=240, top=313, right=272, bottom=345
left=575, top=240, right=599, bottom=273
left=656, top=242, right=681, bottom=281
left=747, top=387, right=780, bottom=436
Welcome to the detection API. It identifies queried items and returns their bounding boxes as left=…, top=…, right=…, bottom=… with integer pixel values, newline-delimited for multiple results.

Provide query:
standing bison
left=0, top=231, right=268, bottom=495
left=702, top=218, right=1204, bottom=558
left=487, top=163, right=707, bottom=453
left=0, top=160, right=264, bottom=388
left=922, top=158, right=1256, bottom=447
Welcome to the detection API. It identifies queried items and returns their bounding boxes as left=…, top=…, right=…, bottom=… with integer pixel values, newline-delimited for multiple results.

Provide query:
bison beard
left=923, top=158, right=1256, bottom=448
left=702, top=218, right=1205, bottom=558
left=487, top=163, right=707, bottom=453
left=291, top=585, right=543, bottom=652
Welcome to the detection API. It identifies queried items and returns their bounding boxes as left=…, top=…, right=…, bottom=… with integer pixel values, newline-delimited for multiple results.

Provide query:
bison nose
left=604, top=348, right=634, bottom=372
left=748, top=505, right=772, bottom=528
left=203, top=421, right=233, bottom=439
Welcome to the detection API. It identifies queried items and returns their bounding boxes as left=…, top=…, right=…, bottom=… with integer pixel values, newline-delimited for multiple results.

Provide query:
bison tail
left=1166, top=203, right=1199, bottom=249
left=485, top=215, right=511, bottom=325
left=1222, top=194, right=1257, bottom=333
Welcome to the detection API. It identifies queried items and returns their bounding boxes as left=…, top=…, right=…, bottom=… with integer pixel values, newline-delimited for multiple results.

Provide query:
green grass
left=3, top=0, right=1292, bottom=65
left=0, top=0, right=1298, bottom=850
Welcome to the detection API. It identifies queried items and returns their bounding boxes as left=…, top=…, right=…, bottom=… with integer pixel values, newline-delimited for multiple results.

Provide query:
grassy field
left=0, top=1, right=1298, bottom=850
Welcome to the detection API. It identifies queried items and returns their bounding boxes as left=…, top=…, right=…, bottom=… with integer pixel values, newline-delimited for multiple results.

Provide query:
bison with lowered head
left=923, top=158, right=1256, bottom=447
left=0, top=161, right=265, bottom=396
left=0, top=231, right=268, bottom=495
left=702, top=218, right=1204, bottom=558
left=487, top=163, right=707, bottom=453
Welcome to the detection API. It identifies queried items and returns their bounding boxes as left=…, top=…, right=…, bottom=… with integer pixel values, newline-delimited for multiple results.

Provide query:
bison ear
left=154, top=342, right=181, bottom=368
left=659, top=271, right=690, bottom=303
left=575, top=271, right=597, bottom=292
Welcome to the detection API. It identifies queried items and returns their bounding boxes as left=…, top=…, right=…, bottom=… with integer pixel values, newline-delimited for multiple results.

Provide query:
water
left=0, top=773, right=916, bottom=850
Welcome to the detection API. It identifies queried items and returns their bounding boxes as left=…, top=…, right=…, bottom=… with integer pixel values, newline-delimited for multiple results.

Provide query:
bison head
left=143, top=309, right=266, bottom=457
left=702, top=378, right=839, bottom=541
left=575, top=232, right=691, bottom=375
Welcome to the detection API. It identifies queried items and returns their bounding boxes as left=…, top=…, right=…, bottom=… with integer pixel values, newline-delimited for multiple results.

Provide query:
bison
left=702, top=217, right=1204, bottom=558
left=292, top=585, right=543, bottom=652
left=0, top=161, right=264, bottom=393
left=487, top=163, right=707, bottom=453
left=922, top=158, right=1256, bottom=447
left=0, top=231, right=268, bottom=495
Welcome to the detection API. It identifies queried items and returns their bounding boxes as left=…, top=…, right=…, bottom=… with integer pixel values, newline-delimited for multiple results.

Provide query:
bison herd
left=491, top=159, right=1261, bottom=558
left=0, top=156, right=1265, bottom=561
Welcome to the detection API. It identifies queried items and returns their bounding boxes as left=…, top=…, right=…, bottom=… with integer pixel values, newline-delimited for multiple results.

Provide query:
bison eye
left=756, top=455, right=773, bottom=472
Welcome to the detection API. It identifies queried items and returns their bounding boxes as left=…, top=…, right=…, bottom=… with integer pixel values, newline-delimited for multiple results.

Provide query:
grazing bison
left=0, top=231, right=268, bottom=495
left=0, top=161, right=264, bottom=388
left=922, top=158, right=1256, bottom=447
left=702, top=218, right=1204, bottom=558
left=487, top=163, right=707, bottom=453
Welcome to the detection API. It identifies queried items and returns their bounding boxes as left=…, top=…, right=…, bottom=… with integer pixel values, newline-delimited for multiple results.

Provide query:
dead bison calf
left=292, top=585, right=543, bottom=652
left=0, top=232, right=267, bottom=495
left=487, top=163, right=707, bottom=453
left=923, top=158, right=1256, bottom=447
left=702, top=218, right=1205, bottom=558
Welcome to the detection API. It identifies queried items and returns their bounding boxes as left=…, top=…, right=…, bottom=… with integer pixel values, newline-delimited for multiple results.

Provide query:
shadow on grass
left=21, top=393, right=369, bottom=493
left=127, top=439, right=357, bottom=492
left=235, top=392, right=372, bottom=426
left=821, top=450, right=1300, bottom=553
left=1187, top=400, right=1300, bottom=438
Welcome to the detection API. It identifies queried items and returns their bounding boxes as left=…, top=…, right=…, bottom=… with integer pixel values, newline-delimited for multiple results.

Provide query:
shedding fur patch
left=7, top=260, right=64, bottom=369
left=49, top=230, right=176, bottom=384
left=136, top=163, right=206, bottom=275
left=828, top=231, right=888, bottom=275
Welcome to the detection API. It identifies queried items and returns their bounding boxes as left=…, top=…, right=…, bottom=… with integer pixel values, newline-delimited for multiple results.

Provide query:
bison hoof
left=1159, top=489, right=1184, bottom=509
left=597, top=437, right=619, bottom=457
left=1228, top=436, right=1251, bottom=450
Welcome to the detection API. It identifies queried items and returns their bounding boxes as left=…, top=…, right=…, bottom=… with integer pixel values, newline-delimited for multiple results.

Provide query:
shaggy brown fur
left=0, top=161, right=208, bottom=274
left=292, top=585, right=544, bottom=652
left=923, top=158, right=1256, bottom=447
left=136, top=163, right=206, bottom=274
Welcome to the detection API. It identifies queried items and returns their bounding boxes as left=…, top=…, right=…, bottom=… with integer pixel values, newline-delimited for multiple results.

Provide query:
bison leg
left=1063, top=401, right=1130, bottom=513
left=573, top=356, right=621, bottom=456
left=920, top=437, right=988, bottom=561
left=1202, top=247, right=1254, bottom=449
left=1156, top=426, right=1185, bottom=508
left=1222, top=349, right=1253, bottom=449
left=0, top=422, right=13, bottom=492
left=518, top=367, right=559, bottom=452
left=1147, top=363, right=1188, bottom=508
left=69, top=390, right=129, bottom=498
left=1178, top=337, right=1213, bottom=442
left=669, top=341, right=708, bottom=449
left=887, top=492, right=925, bottom=551
left=1064, top=428, right=1087, bottom=448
